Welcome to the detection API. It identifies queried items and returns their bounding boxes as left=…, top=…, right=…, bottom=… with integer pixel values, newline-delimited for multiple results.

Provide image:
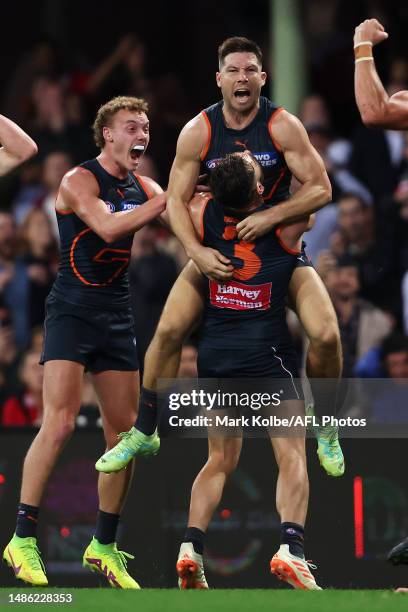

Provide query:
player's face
left=216, top=52, right=266, bottom=114
left=103, top=109, right=150, bottom=172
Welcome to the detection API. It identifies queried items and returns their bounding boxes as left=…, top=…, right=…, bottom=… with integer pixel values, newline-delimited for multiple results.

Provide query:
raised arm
left=237, top=111, right=331, bottom=241
left=57, top=167, right=166, bottom=243
left=0, top=115, right=38, bottom=177
left=167, top=114, right=233, bottom=280
left=354, top=19, right=408, bottom=129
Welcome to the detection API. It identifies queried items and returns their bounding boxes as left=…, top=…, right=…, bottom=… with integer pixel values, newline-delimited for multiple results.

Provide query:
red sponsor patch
left=209, top=280, right=272, bottom=311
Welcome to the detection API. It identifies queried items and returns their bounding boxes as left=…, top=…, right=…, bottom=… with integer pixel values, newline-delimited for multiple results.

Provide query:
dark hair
left=218, top=37, right=263, bottom=68
left=381, top=334, right=408, bottom=360
left=208, top=154, right=256, bottom=210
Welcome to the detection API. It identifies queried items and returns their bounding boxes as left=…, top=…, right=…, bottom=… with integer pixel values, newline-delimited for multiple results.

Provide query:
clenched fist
left=354, top=19, right=389, bottom=47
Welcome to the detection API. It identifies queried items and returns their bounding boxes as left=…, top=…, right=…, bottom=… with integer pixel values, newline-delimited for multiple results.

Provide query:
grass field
left=0, top=589, right=407, bottom=612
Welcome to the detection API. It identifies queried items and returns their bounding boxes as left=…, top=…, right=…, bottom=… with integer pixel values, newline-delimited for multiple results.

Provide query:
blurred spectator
left=0, top=300, right=21, bottom=406
left=86, top=34, right=153, bottom=104
left=1, top=350, right=43, bottom=427
left=381, top=334, right=408, bottom=379
left=29, top=326, right=44, bottom=353
left=329, top=193, right=399, bottom=314
left=370, top=334, right=408, bottom=424
left=0, top=212, right=17, bottom=294
left=350, top=108, right=405, bottom=203
left=9, top=163, right=45, bottom=226
left=28, top=77, right=94, bottom=163
left=39, top=151, right=73, bottom=238
left=1, top=39, right=62, bottom=124
left=319, top=254, right=392, bottom=377
left=299, top=94, right=370, bottom=262
left=12, top=151, right=73, bottom=234
left=129, top=222, right=178, bottom=361
left=8, top=209, right=58, bottom=348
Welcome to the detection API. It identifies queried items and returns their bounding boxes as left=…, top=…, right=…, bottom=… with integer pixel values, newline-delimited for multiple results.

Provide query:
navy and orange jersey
left=200, top=97, right=291, bottom=206
left=199, top=198, right=300, bottom=349
left=50, top=159, right=152, bottom=310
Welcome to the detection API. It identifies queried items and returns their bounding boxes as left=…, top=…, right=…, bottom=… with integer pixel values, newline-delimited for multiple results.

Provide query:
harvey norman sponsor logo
left=209, top=280, right=271, bottom=311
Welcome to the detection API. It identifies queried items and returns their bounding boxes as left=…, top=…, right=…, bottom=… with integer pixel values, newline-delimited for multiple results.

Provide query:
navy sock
left=135, top=387, right=158, bottom=435
left=94, top=510, right=120, bottom=545
left=184, top=527, right=205, bottom=555
left=309, top=377, right=345, bottom=421
left=280, top=522, right=305, bottom=558
left=16, top=503, right=39, bottom=538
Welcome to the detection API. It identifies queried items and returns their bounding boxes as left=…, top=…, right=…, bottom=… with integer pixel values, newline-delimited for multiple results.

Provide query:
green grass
left=0, top=589, right=407, bottom=612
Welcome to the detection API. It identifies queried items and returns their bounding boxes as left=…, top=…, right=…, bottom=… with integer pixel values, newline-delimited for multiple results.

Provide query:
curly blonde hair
left=92, top=96, right=149, bottom=149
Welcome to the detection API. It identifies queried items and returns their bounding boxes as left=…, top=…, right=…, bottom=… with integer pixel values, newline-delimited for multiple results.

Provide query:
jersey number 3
left=222, top=221, right=261, bottom=281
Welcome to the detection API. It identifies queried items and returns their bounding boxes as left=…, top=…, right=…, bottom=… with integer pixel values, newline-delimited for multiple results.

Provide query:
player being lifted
left=3, top=97, right=166, bottom=588
left=0, top=114, right=37, bottom=176
left=175, top=152, right=321, bottom=590
left=97, top=37, right=344, bottom=477
left=353, top=18, right=408, bottom=589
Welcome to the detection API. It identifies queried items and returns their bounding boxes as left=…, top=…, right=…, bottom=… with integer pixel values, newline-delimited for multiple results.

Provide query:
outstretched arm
left=0, top=115, right=38, bottom=177
left=354, top=18, right=408, bottom=129
left=237, top=111, right=331, bottom=241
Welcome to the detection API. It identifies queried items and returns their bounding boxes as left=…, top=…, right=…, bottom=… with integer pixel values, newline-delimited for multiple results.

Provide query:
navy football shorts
left=197, top=344, right=303, bottom=401
left=40, top=296, right=139, bottom=372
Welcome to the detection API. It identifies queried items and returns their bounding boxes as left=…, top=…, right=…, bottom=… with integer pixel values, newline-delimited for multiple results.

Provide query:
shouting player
left=3, top=96, right=166, bottom=588
left=353, top=19, right=408, bottom=588
left=0, top=114, right=37, bottom=176
left=97, top=37, right=344, bottom=478
left=174, top=153, right=321, bottom=590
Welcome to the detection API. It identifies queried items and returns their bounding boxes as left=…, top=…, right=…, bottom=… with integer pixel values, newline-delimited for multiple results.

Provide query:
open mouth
left=130, top=144, right=144, bottom=161
left=234, top=88, right=251, bottom=102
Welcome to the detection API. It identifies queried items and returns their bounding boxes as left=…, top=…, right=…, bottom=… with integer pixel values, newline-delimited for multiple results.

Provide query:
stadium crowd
left=1, top=28, right=408, bottom=428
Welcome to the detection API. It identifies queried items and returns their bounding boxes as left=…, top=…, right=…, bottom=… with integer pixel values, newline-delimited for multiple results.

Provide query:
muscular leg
left=92, top=370, right=139, bottom=514
left=188, top=435, right=242, bottom=531
left=143, top=261, right=206, bottom=389
left=289, top=266, right=342, bottom=420
left=21, top=360, right=84, bottom=506
left=270, top=434, right=309, bottom=526
left=289, top=266, right=342, bottom=381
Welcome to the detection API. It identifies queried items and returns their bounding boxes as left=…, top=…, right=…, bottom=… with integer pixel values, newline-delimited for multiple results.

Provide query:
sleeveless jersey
left=50, top=159, right=151, bottom=310
left=200, top=97, right=291, bottom=205
left=200, top=198, right=299, bottom=349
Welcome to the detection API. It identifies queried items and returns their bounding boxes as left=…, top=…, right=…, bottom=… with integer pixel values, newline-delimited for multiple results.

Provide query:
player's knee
left=309, top=319, right=341, bottom=355
left=210, top=450, right=240, bottom=475
left=279, top=447, right=307, bottom=475
left=155, top=316, right=186, bottom=347
left=44, top=416, right=75, bottom=446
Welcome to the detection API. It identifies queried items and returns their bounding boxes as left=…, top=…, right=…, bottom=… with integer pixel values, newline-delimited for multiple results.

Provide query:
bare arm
left=0, top=115, right=38, bottom=177
left=237, top=111, right=331, bottom=241
left=354, top=19, right=408, bottom=129
left=167, top=115, right=208, bottom=254
left=167, top=114, right=233, bottom=280
left=57, top=167, right=166, bottom=243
